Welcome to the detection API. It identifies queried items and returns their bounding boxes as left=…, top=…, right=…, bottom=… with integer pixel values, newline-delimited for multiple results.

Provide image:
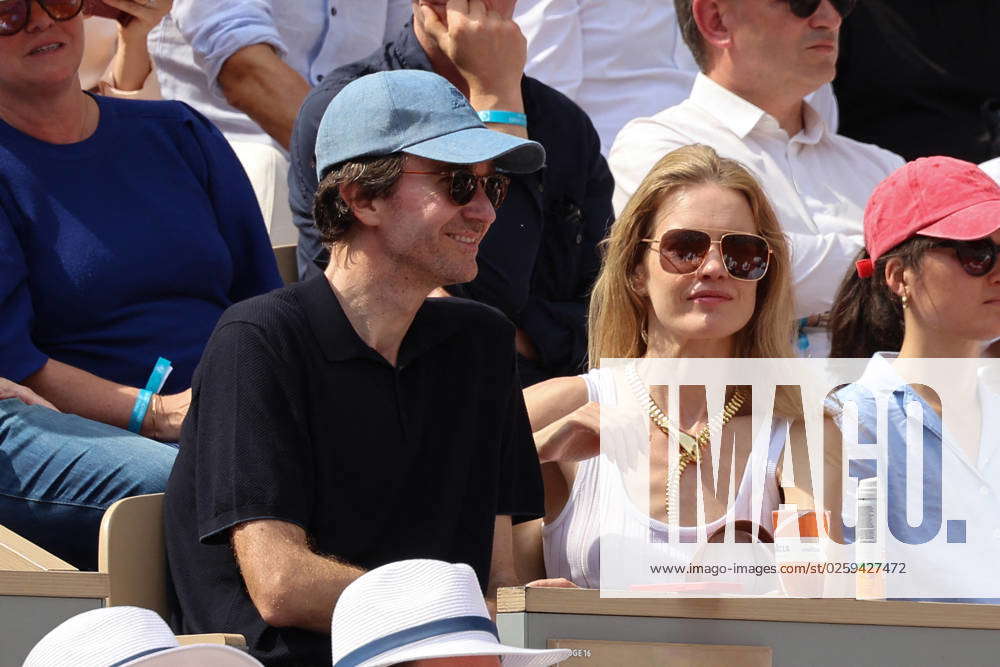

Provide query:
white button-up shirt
left=609, top=73, right=904, bottom=331
left=836, top=353, right=1000, bottom=600
left=514, top=0, right=839, bottom=156
left=149, top=0, right=412, bottom=150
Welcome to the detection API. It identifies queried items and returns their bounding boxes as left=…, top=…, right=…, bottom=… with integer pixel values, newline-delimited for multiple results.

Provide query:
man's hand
left=0, top=377, right=58, bottom=411
left=534, top=401, right=600, bottom=463
left=418, top=0, right=527, bottom=137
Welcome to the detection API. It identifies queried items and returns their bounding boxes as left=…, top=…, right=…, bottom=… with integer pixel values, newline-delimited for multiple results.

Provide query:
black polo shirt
left=289, top=21, right=615, bottom=386
left=164, top=276, right=544, bottom=666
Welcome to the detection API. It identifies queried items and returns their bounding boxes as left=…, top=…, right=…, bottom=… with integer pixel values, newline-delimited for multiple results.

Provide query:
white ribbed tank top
left=542, top=367, right=788, bottom=589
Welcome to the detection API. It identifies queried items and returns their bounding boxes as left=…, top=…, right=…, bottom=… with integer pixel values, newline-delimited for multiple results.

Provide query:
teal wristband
left=477, top=110, right=527, bottom=127
left=127, top=357, right=173, bottom=434
left=128, top=389, right=153, bottom=433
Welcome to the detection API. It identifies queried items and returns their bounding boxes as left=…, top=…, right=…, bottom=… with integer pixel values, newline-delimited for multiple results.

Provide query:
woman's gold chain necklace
left=625, top=363, right=745, bottom=525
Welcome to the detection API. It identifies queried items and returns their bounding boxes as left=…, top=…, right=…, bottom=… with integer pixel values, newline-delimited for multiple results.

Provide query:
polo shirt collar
left=688, top=73, right=829, bottom=143
left=389, top=20, right=435, bottom=73
left=295, top=275, right=374, bottom=362
left=294, top=275, right=464, bottom=366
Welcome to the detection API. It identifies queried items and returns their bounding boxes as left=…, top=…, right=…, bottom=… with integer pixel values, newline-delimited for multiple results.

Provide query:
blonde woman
left=518, top=144, right=830, bottom=588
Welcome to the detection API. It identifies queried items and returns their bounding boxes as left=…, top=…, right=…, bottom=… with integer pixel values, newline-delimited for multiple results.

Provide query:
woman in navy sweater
left=0, top=0, right=281, bottom=568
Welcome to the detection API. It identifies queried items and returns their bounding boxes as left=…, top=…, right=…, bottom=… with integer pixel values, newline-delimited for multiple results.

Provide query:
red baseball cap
left=856, top=157, right=1000, bottom=278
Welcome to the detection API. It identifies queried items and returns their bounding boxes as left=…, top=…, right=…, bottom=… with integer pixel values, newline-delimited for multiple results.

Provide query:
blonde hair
left=588, top=144, right=799, bottom=414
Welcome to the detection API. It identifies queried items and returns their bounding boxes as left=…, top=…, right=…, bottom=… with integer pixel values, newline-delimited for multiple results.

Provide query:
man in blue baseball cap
left=164, top=70, right=548, bottom=666
left=291, top=0, right=614, bottom=389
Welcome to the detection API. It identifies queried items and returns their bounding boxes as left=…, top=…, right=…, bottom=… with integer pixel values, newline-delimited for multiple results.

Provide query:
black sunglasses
left=786, top=0, right=856, bottom=19
left=641, top=228, right=773, bottom=282
left=930, top=238, right=999, bottom=277
left=0, top=0, right=82, bottom=36
left=401, top=169, right=511, bottom=210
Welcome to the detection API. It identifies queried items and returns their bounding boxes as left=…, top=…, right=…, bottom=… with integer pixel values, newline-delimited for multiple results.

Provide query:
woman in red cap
left=830, top=156, right=1000, bottom=357
left=828, top=156, right=1000, bottom=601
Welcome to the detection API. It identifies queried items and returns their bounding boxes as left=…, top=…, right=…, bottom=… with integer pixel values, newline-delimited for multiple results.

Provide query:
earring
left=901, top=289, right=909, bottom=310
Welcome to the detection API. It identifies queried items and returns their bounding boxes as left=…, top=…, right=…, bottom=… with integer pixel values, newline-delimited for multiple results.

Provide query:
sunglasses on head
left=401, top=168, right=511, bottom=210
left=785, top=0, right=856, bottom=19
left=0, top=0, right=82, bottom=36
left=641, top=228, right=773, bottom=282
left=929, top=238, right=999, bottom=277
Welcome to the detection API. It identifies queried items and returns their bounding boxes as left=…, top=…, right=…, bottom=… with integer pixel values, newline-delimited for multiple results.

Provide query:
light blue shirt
left=149, top=0, right=412, bottom=150
left=832, top=352, right=1000, bottom=601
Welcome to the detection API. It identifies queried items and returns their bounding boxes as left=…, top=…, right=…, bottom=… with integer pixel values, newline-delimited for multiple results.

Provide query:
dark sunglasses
left=0, top=0, right=82, bottom=36
left=401, top=169, right=511, bottom=209
left=641, top=228, right=773, bottom=282
left=930, top=238, right=999, bottom=277
left=785, top=0, right=856, bottom=19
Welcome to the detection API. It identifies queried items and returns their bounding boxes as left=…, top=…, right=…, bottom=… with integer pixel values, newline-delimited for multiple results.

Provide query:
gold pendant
left=676, top=430, right=698, bottom=455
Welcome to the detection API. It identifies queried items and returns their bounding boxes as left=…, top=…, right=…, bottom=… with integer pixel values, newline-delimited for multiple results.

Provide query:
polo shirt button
left=330, top=5, right=338, bottom=16
left=994, top=528, right=1000, bottom=540
left=982, top=486, right=990, bottom=496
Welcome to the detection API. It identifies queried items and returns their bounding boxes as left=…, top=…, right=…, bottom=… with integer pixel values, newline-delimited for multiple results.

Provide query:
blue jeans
left=0, top=398, right=177, bottom=570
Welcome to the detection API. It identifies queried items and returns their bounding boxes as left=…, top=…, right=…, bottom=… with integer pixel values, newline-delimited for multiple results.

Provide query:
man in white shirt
left=149, top=1, right=411, bottom=243
left=608, top=0, right=903, bottom=356
left=513, top=0, right=838, bottom=156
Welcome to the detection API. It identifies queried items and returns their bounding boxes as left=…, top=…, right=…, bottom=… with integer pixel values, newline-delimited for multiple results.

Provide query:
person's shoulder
left=611, top=99, right=701, bottom=151
left=823, top=132, right=906, bottom=173
left=422, top=296, right=515, bottom=338
left=215, top=283, right=305, bottom=336
left=97, top=96, right=200, bottom=124
left=522, top=75, right=586, bottom=116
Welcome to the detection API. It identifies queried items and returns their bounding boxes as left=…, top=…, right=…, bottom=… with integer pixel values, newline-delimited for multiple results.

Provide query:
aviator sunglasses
left=785, top=0, right=857, bottom=19
left=641, top=228, right=773, bottom=282
left=0, top=0, right=82, bottom=36
left=401, top=168, right=511, bottom=209
left=929, top=238, right=1000, bottom=277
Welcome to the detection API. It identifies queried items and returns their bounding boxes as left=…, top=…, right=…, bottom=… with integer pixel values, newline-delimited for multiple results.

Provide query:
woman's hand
left=534, top=401, right=600, bottom=463
left=99, top=0, right=172, bottom=92
left=146, top=388, right=190, bottom=442
left=103, top=0, right=172, bottom=40
left=0, top=377, right=58, bottom=411
left=526, top=578, right=579, bottom=588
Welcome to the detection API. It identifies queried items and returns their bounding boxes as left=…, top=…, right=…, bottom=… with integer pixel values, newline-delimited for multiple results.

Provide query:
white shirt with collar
left=149, top=0, right=412, bottom=151
left=514, top=0, right=840, bottom=156
left=836, top=353, right=1000, bottom=600
left=608, top=74, right=904, bottom=348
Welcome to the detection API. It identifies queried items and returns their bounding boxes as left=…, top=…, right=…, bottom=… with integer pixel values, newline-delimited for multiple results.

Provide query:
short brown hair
left=312, top=153, right=406, bottom=245
left=675, top=0, right=710, bottom=72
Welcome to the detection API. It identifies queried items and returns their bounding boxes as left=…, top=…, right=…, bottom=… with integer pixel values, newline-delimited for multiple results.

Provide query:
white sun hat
left=23, top=606, right=262, bottom=667
left=330, top=560, right=571, bottom=667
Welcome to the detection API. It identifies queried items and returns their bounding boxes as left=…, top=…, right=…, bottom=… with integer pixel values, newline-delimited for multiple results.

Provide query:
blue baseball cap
left=314, top=70, right=546, bottom=181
